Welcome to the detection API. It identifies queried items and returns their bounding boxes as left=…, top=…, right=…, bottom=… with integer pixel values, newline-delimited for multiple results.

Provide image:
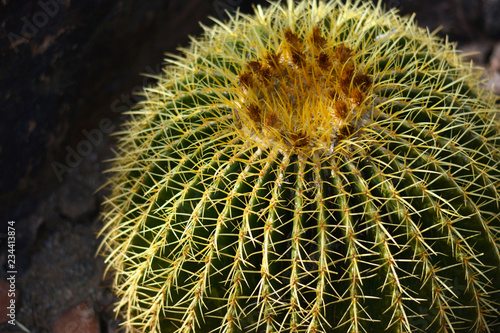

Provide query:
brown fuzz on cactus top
left=98, top=1, right=500, bottom=332
left=235, top=27, right=372, bottom=156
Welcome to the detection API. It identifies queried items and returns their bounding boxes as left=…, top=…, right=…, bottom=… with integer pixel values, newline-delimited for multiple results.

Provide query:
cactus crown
left=233, top=26, right=372, bottom=156
left=99, top=1, right=500, bottom=332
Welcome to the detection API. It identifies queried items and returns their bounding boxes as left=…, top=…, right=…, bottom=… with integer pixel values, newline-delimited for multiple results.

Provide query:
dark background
left=1, top=0, right=499, bottom=332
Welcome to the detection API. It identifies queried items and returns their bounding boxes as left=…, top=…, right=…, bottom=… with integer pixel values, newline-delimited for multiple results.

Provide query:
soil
left=1, top=1, right=500, bottom=332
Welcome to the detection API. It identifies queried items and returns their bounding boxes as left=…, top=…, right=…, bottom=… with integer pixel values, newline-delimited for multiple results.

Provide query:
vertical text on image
left=6, top=221, right=17, bottom=326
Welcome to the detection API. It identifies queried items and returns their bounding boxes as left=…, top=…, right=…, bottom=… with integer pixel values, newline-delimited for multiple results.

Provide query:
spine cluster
left=236, top=27, right=372, bottom=155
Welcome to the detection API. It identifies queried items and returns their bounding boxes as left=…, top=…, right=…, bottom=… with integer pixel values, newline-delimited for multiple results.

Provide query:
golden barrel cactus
left=99, top=1, right=500, bottom=332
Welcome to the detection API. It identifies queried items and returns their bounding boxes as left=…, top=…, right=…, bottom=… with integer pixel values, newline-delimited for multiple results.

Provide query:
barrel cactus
left=99, top=0, right=500, bottom=332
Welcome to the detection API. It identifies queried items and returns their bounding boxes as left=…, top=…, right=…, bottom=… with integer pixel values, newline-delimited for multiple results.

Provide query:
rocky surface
left=1, top=0, right=499, bottom=332
left=52, top=301, right=101, bottom=333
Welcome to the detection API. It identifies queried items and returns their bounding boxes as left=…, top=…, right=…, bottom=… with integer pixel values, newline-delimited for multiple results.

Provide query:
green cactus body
left=99, top=0, right=500, bottom=332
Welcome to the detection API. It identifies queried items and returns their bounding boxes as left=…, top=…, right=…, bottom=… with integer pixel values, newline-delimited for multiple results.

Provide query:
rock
left=57, top=180, right=97, bottom=221
left=16, top=220, right=101, bottom=331
left=490, top=42, right=500, bottom=73
left=52, top=301, right=100, bottom=333
left=0, top=0, right=216, bottom=221
left=488, top=71, right=500, bottom=96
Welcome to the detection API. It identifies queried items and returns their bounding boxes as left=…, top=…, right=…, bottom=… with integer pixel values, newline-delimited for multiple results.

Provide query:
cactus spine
left=99, top=0, right=500, bottom=332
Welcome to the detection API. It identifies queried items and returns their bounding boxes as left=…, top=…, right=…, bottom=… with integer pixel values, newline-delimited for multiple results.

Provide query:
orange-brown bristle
left=284, top=29, right=301, bottom=48
left=265, top=113, right=279, bottom=127
left=334, top=100, right=349, bottom=119
left=335, top=43, right=353, bottom=64
left=340, top=64, right=355, bottom=93
left=238, top=72, right=254, bottom=88
left=328, top=87, right=339, bottom=100
left=246, top=103, right=262, bottom=123
left=338, top=124, right=355, bottom=139
left=351, top=88, right=365, bottom=105
left=247, top=61, right=262, bottom=72
left=259, top=66, right=272, bottom=83
left=317, top=52, right=332, bottom=71
left=310, top=27, right=326, bottom=49
left=290, top=48, right=306, bottom=66
left=289, top=132, right=310, bottom=147
left=353, top=73, right=372, bottom=91
left=265, top=52, right=282, bottom=69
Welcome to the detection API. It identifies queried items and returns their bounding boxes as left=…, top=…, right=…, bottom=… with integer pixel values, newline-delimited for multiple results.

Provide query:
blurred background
left=1, top=0, right=499, bottom=332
